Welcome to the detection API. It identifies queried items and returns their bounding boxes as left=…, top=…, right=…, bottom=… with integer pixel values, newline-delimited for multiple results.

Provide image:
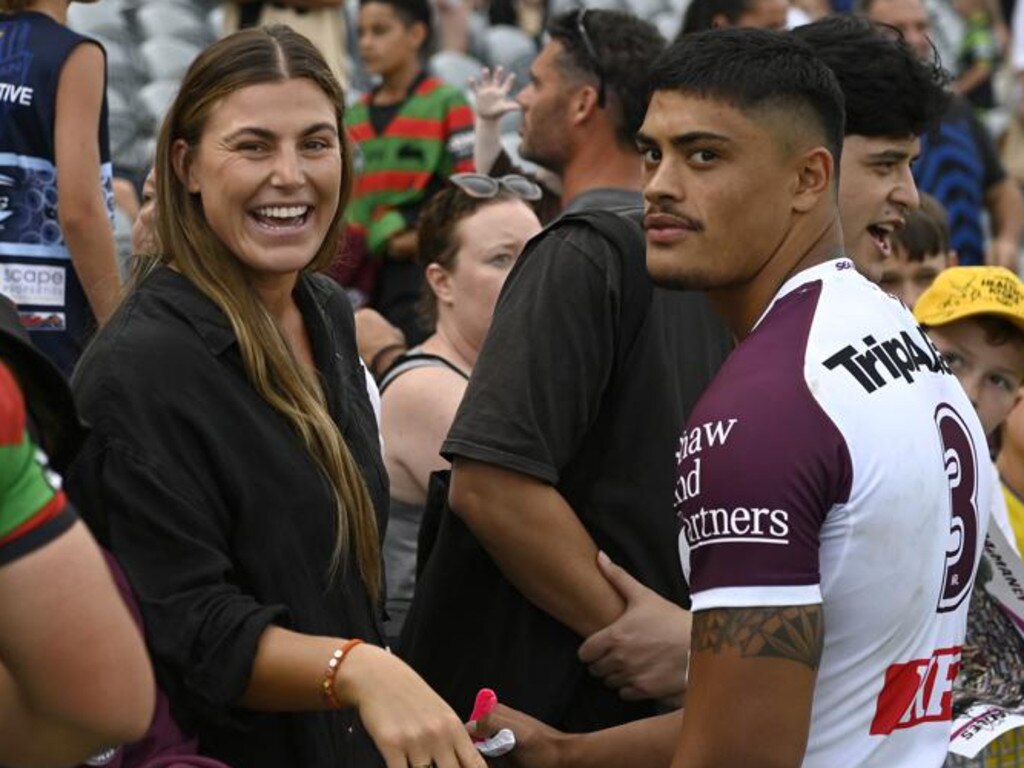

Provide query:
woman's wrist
left=331, top=640, right=384, bottom=708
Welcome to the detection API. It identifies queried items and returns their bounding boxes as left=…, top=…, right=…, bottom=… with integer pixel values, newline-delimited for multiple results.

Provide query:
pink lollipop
left=468, top=688, right=498, bottom=741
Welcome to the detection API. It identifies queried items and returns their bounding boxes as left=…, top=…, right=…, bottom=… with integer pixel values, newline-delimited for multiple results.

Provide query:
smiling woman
left=64, top=25, right=485, bottom=768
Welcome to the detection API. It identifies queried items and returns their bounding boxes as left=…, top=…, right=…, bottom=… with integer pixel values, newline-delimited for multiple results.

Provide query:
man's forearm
left=450, top=459, right=625, bottom=637
left=560, top=710, right=681, bottom=768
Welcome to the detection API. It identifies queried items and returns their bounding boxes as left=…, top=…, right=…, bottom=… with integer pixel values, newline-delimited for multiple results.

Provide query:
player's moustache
left=643, top=206, right=704, bottom=232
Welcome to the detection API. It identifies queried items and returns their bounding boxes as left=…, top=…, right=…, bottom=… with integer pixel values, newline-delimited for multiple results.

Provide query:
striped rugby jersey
left=345, top=73, right=474, bottom=254
left=0, top=360, right=73, bottom=564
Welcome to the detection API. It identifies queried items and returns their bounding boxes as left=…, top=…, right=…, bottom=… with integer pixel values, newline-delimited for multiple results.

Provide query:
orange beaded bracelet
left=320, top=638, right=364, bottom=709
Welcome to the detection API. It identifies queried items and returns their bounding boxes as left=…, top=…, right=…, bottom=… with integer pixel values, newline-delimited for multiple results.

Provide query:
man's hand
left=469, top=703, right=567, bottom=768
left=578, top=552, right=690, bottom=705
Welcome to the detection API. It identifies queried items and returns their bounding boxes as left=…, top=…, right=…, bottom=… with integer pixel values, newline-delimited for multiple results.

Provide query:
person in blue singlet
left=0, top=0, right=121, bottom=377
left=379, top=175, right=541, bottom=643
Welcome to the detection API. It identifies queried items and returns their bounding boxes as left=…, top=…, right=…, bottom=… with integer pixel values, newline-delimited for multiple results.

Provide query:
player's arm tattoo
left=691, top=605, right=824, bottom=671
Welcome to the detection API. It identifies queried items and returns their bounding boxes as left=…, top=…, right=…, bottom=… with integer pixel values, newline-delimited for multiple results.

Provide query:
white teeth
left=255, top=205, right=309, bottom=219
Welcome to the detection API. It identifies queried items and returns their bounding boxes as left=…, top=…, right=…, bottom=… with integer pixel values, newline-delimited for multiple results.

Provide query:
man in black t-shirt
left=398, top=10, right=732, bottom=731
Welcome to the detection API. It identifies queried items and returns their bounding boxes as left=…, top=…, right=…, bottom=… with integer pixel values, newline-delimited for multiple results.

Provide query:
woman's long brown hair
left=139, top=25, right=381, bottom=599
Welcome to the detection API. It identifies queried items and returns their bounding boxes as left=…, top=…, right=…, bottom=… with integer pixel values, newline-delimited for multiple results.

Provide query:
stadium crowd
left=7, top=0, right=1024, bottom=766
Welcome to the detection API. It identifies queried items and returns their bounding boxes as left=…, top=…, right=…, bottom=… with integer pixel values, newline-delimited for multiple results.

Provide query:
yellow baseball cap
left=913, top=266, right=1024, bottom=335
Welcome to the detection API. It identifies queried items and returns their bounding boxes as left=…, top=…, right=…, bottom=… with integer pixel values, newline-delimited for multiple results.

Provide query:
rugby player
left=473, top=28, right=989, bottom=768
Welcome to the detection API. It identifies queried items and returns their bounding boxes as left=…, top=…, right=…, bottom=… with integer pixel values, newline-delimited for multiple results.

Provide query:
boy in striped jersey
left=347, top=0, right=474, bottom=342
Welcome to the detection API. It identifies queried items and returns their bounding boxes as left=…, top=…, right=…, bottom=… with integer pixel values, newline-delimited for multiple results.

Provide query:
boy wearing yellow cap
left=915, top=266, right=1024, bottom=549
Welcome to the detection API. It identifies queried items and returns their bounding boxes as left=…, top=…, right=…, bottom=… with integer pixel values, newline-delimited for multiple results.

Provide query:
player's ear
left=792, top=146, right=832, bottom=213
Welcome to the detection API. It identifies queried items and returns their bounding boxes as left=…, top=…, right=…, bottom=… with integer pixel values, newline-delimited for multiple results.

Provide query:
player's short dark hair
left=790, top=16, right=948, bottom=138
left=646, top=29, right=845, bottom=165
left=678, top=0, right=755, bottom=36
left=892, top=194, right=950, bottom=262
left=359, top=0, right=433, bottom=43
left=547, top=10, right=667, bottom=148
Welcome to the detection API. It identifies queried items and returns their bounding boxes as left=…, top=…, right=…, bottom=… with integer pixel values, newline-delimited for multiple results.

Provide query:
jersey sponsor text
left=823, top=328, right=950, bottom=393
left=871, top=647, right=961, bottom=735
left=0, top=82, right=33, bottom=106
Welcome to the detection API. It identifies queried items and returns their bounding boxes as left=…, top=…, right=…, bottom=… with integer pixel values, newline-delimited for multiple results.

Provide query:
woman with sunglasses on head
left=65, top=26, right=485, bottom=768
left=378, top=174, right=541, bottom=643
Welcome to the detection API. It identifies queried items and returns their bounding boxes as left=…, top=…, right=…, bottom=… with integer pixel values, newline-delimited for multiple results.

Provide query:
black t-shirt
left=415, top=198, right=732, bottom=729
left=67, top=268, right=388, bottom=768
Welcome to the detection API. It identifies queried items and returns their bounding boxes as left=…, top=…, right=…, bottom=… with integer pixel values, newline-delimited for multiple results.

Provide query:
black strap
left=379, top=352, right=470, bottom=394
left=548, top=207, right=652, bottom=375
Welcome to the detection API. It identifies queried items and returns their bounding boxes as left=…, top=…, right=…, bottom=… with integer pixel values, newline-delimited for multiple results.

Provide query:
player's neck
left=708, top=214, right=844, bottom=340
left=25, top=0, right=69, bottom=24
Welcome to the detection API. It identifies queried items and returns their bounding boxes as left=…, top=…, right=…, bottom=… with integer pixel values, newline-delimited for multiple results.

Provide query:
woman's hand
left=337, top=643, right=486, bottom=768
left=469, top=67, right=520, bottom=122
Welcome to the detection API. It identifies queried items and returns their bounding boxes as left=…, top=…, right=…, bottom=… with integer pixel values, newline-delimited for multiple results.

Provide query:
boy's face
left=838, top=134, right=921, bottom=284
left=357, top=3, right=423, bottom=77
left=878, top=247, right=951, bottom=309
left=927, top=318, right=1024, bottom=436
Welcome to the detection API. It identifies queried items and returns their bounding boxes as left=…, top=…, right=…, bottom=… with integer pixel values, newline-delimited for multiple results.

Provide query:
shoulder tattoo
left=691, top=605, right=824, bottom=671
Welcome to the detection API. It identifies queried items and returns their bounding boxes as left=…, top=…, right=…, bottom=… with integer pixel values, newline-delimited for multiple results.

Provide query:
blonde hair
left=141, top=25, right=381, bottom=599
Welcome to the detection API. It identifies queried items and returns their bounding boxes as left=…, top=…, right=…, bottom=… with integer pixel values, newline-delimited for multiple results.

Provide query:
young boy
left=0, top=0, right=121, bottom=377
left=346, top=0, right=474, bottom=343
left=914, top=266, right=1024, bottom=548
left=879, top=193, right=958, bottom=309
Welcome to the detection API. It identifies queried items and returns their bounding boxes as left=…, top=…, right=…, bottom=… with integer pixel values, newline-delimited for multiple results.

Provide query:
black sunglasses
left=575, top=8, right=607, bottom=109
left=449, top=173, right=543, bottom=201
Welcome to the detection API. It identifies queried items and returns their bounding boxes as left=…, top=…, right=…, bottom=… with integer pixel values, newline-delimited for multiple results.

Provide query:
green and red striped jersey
left=0, top=361, right=74, bottom=565
left=345, top=74, right=474, bottom=254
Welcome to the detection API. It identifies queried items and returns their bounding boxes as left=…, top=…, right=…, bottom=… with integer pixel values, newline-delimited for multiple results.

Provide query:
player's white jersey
left=676, top=257, right=989, bottom=768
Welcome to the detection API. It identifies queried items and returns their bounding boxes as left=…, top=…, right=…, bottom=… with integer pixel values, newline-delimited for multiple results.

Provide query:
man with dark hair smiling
left=791, top=15, right=948, bottom=283
left=862, top=0, right=1024, bottom=271
left=473, top=28, right=990, bottom=768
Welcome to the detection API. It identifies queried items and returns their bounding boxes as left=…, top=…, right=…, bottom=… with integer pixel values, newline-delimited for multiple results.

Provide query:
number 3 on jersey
left=934, top=403, right=980, bottom=613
